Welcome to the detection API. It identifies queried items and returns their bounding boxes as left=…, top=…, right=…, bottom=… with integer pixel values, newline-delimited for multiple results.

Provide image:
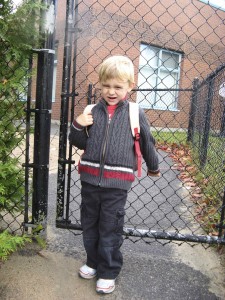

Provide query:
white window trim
left=52, top=59, right=57, bottom=102
left=137, top=44, right=182, bottom=111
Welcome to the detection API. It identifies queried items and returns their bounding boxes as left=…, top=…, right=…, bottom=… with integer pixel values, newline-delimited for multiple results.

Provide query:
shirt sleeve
left=69, top=120, right=88, bottom=150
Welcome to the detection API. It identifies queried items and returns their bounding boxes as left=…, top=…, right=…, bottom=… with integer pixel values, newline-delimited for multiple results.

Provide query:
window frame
left=52, top=42, right=58, bottom=103
left=52, top=58, right=57, bottom=103
left=137, top=43, right=182, bottom=111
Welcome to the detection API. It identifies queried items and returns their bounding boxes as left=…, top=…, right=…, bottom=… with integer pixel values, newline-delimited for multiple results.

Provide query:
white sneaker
left=79, top=264, right=97, bottom=279
left=96, top=278, right=115, bottom=294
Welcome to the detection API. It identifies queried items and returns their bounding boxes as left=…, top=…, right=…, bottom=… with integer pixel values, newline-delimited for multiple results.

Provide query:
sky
left=12, top=0, right=22, bottom=5
left=200, top=0, right=225, bottom=10
left=10, top=0, right=23, bottom=11
left=10, top=0, right=225, bottom=10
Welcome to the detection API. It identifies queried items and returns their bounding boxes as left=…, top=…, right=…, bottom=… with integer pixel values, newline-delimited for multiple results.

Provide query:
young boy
left=69, top=55, right=160, bottom=294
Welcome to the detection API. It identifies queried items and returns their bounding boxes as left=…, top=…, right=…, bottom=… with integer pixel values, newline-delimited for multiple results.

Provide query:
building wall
left=51, top=0, right=225, bottom=128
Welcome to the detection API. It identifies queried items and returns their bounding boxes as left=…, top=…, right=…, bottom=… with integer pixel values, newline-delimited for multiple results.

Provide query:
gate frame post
left=31, top=0, right=56, bottom=228
left=56, top=0, right=74, bottom=222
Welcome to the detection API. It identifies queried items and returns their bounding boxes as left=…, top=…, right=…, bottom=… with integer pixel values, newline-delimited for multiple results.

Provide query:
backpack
left=83, top=102, right=142, bottom=177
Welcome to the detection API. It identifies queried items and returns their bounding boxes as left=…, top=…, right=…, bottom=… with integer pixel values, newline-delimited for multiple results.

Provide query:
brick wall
left=51, top=0, right=225, bottom=128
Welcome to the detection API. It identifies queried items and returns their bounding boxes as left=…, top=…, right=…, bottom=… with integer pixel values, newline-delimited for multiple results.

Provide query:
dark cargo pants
left=80, top=181, right=127, bottom=279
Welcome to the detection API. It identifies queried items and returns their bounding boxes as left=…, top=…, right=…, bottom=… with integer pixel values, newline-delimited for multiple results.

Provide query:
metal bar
left=32, top=0, right=56, bottom=225
left=55, top=221, right=225, bottom=245
left=24, top=56, right=33, bottom=231
left=56, top=0, right=74, bottom=220
left=220, top=106, right=225, bottom=137
left=58, top=158, right=75, bottom=165
left=88, top=83, right=93, bottom=104
left=123, top=228, right=225, bottom=245
left=200, top=77, right=214, bottom=168
left=23, top=163, right=49, bottom=169
left=24, top=108, right=52, bottom=114
left=61, top=92, right=78, bottom=97
left=32, top=51, right=54, bottom=224
left=64, top=0, right=79, bottom=223
left=197, top=63, right=225, bottom=89
left=187, top=78, right=199, bottom=143
left=132, top=88, right=193, bottom=92
left=217, top=188, right=225, bottom=238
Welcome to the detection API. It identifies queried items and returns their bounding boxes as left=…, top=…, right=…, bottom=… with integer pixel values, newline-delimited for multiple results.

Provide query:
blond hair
left=98, top=55, right=134, bottom=86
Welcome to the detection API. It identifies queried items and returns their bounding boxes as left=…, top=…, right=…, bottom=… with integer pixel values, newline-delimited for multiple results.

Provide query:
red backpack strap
left=134, top=127, right=142, bottom=177
left=129, top=102, right=142, bottom=177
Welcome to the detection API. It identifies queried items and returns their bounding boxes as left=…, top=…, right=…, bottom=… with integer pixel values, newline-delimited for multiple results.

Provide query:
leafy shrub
left=0, top=1, right=45, bottom=259
left=0, top=98, right=25, bottom=213
left=0, top=1, right=43, bottom=213
left=0, top=230, right=31, bottom=261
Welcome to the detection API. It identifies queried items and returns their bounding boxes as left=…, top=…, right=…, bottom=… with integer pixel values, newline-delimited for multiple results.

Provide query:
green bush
left=0, top=230, right=31, bottom=261
left=0, top=98, right=25, bottom=213
left=0, top=1, right=44, bottom=213
left=0, top=1, right=45, bottom=258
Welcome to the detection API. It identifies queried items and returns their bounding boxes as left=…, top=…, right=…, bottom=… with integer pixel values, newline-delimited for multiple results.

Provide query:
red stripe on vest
left=103, top=170, right=135, bottom=181
left=79, top=165, right=100, bottom=177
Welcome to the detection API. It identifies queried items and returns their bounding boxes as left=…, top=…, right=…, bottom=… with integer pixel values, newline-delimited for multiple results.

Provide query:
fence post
left=187, top=78, right=199, bottom=143
left=220, top=106, right=225, bottom=137
left=32, top=0, right=56, bottom=227
left=200, top=76, right=214, bottom=168
left=88, top=84, right=93, bottom=104
left=24, top=57, right=33, bottom=230
left=56, top=0, right=74, bottom=221
left=217, top=187, right=225, bottom=238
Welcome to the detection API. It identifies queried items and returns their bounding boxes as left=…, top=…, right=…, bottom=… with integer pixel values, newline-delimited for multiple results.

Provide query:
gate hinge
left=22, top=163, right=49, bottom=169
left=22, top=222, right=38, bottom=229
left=24, top=108, right=52, bottom=114
left=56, top=219, right=71, bottom=227
left=61, top=92, right=79, bottom=97
left=58, top=158, right=75, bottom=165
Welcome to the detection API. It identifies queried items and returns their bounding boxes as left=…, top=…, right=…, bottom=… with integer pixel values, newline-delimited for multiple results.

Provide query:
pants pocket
left=116, top=209, right=125, bottom=234
left=80, top=203, right=86, bottom=227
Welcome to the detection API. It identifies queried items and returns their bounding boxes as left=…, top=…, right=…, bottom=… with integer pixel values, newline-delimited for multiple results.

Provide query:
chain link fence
left=187, top=64, right=225, bottom=239
left=2, top=0, right=224, bottom=245
left=188, top=64, right=225, bottom=167
left=0, top=1, right=31, bottom=234
left=56, top=0, right=225, bottom=245
left=0, top=0, right=56, bottom=236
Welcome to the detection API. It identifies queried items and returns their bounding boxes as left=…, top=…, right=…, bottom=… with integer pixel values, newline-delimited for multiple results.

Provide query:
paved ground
left=1, top=233, right=225, bottom=300
left=1, top=123, right=225, bottom=300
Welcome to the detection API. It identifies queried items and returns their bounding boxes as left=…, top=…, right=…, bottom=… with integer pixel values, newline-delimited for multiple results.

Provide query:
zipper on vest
left=99, top=118, right=111, bottom=186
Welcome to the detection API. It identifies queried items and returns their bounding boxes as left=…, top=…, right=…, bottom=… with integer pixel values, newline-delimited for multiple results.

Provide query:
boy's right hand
left=76, top=113, right=93, bottom=127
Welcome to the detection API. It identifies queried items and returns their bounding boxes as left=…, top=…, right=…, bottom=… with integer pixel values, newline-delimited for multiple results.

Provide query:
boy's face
left=100, top=78, right=134, bottom=106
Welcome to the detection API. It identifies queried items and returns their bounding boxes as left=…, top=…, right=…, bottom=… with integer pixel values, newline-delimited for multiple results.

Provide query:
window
left=137, top=44, right=182, bottom=110
left=199, top=0, right=225, bottom=11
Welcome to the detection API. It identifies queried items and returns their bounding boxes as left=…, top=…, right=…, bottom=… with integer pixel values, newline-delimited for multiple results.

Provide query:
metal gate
left=0, top=0, right=56, bottom=236
left=55, top=0, right=225, bottom=245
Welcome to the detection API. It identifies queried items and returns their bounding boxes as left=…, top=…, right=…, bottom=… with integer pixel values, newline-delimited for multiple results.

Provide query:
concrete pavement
left=1, top=123, right=225, bottom=300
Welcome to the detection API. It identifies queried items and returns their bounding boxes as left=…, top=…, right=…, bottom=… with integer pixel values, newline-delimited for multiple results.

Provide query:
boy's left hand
left=76, top=113, right=93, bottom=127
